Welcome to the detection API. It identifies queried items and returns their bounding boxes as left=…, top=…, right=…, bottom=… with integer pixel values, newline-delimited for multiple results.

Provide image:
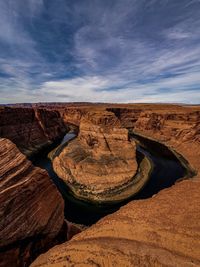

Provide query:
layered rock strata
left=107, top=107, right=142, bottom=128
left=31, top=105, right=200, bottom=267
left=52, top=111, right=139, bottom=202
left=0, top=107, right=67, bottom=156
left=134, top=110, right=200, bottom=171
left=61, top=107, right=88, bottom=126
left=31, top=174, right=200, bottom=267
left=135, top=110, right=200, bottom=142
left=0, top=138, right=65, bottom=267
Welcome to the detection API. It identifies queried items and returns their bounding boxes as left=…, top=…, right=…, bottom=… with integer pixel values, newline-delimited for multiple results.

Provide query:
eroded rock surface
left=0, top=138, right=65, bottom=267
left=53, top=110, right=138, bottom=202
left=135, top=110, right=200, bottom=142
left=0, top=107, right=67, bottom=156
left=134, top=109, right=200, bottom=171
left=31, top=175, right=200, bottom=267
left=31, top=104, right=200, bottom=267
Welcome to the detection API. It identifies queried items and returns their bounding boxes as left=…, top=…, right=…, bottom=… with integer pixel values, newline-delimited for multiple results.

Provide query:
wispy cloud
left=0, top=0, right=200, bottom=104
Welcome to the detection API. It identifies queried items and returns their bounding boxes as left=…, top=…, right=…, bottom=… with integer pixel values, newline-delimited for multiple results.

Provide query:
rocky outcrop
left=134, top=110, right=200, bottom=142
left=0, top=107, right=67, bottom=156
left=31, top=173, right=200, bottom=267
left=52, top=110, right=138, bottom=202
left=31, top=104, right=200, bottom=267
left=107, top=107, right=142, bottom=128
left=134, top=109, right=200, bottom=171
left=61, top=107, right=88, bottom=126
left=0, top=138, right=65, bottom=267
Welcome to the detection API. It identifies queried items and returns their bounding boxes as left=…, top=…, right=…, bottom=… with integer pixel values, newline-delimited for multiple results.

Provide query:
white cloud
left=33, top=70, right=200, bottom=104
left=166, top=30, right=191, bottom=40
left=0, top=0, right=200, bottom=104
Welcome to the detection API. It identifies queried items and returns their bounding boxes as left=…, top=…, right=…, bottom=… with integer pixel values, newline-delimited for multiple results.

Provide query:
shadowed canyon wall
left=1, top=103, right=200, bottom=267
left=0, top=106, right=74, bottom=267
left=0, top=107, right=68, bottom=156
left=0, top=138, right=65, bottom=267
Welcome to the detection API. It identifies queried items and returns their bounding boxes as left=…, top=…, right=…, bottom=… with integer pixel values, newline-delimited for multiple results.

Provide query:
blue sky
left=0, top=0, right=200, bottom=104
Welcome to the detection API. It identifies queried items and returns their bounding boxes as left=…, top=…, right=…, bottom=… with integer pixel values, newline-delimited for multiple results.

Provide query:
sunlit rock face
left=31, top=106, right=200, bottom=267
left=53, top=110, right=138, bottom=201
left=31, top=174, right=200, bottom=267
left=0, top=138, right=65, bottom=267
left=2, top=104, right=200, bottom=267
left=61, top=107, right=88, bottom=126
left=134, top=110, right=200, bottom=142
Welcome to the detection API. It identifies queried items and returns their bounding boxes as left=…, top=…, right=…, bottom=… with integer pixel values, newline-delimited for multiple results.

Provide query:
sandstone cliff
left=52, top=110, right=138, bottom=202
left=0, top=107, right=67, bottom=156
left=107, top=107, right=142, bottom=128
left=0, top=138, right=65, bottom=267
left=134, top=109, right=200, bottom=171
left=61, top=107, right=88, bottom=126
left=31, top=104, right=200, bottom=267
left=31, top=174, right=200, bottom=267
left=134, top=110, right=200, bottom=142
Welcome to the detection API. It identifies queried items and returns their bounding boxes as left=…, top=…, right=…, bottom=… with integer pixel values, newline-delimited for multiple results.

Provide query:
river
left=32, top=132, right=186, bottom=225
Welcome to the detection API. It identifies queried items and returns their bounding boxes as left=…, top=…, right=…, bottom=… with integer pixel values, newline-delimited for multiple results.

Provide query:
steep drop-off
left=31, top=104, right=200, bottom=267
left=134, top=109, right=200, bottom=171
left=0, top=107, right=67, bottom=156
left=1, top=103, right=200, bottom=267
left=0, top=138, right=65, bottom=267
left=135, top=110, right=200, bottom=142
left=31, top=175, right=200, bottom=267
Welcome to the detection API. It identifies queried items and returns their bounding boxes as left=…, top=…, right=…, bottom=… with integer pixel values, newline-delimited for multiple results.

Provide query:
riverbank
left=49, top=131, right=153, bottom=203
left=54, top=149, right=153, bottom=203
left=130, top=130, right=196, bottom=179
left=31, top=115, right=200, bottom=267
left=48, top=128, right=192, bottom=205
left=32, top=130, right=192, bottom=225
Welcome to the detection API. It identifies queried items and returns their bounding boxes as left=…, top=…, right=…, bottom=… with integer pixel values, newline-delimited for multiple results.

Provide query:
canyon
left=0, top=138, right=65, bottom=267
left=52, top=110, right=143, bottom=202
left=0, top=106, right=76, bottom=267
left=0, top=103, right=200, bottom=266
left=0, top=107, right=67, bottom=156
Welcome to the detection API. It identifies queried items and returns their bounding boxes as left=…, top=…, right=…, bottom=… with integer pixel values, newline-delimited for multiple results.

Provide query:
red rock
left=52, top=110, right=138, bottom=202
left=31, top=174, right=200, bottom=267
left=0, top=138, right=64, bottom=267
left=31, top=104, right=200, bottom=267
left=0, top=107, right=67, bottom=156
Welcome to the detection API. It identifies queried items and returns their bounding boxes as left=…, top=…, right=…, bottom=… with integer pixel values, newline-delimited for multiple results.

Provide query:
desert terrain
left=0, top=103, right=200, bottom=266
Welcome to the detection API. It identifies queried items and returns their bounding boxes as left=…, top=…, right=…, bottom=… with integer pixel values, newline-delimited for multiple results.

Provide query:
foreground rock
left=31, top=174, right=200, bottom=267
left=0, top=138, right=65, bottom=267
left=52, top=110, right=139, bottom=202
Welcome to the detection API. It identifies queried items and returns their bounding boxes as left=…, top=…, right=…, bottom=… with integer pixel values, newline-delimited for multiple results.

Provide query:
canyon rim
left=0, top=103, right=200, bottom=267
left=1, top=0, right=200, bottom=266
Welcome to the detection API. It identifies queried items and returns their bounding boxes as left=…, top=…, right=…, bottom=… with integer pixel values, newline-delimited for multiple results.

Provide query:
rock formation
left=0, top=107, right=67, bottom=156
left=107, top=107, right=142, bottom=128
left=31, top=104, right=200, bottom=267
left=134, top=110, right=200, bottom=142
left=31, top=174, right=200, bottom=267
left=61, top=107, right=88, bottom=126
left=52, top=110, right=138, bottom=202
left=1, top=103, right=200, bottom=267
left=0, top=138, right=65, bottom=267
left=134, top=109, right=200, bottom=171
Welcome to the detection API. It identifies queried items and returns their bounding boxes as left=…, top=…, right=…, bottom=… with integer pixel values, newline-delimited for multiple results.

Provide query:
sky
left=0, top=0, right=200, bottom=104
